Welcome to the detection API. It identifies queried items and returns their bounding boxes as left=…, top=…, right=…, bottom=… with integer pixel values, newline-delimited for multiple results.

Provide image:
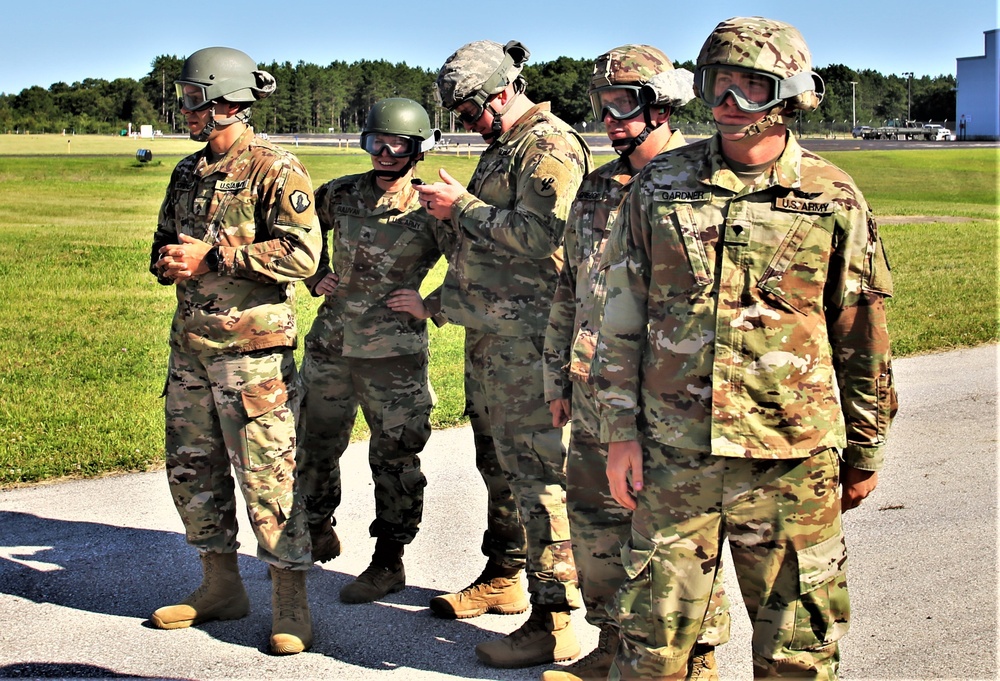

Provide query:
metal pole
left=850, top=81, right=858, bottom=128
left=902, top=72, right=913, bottom=121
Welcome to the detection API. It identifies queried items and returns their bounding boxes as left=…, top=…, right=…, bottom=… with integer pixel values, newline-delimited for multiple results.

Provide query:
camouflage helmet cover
left=695, top=16, right=823, bottom=111
left=591, top=44, right=674, bottom=90
left=435, top=40, right=529, bottom=109
left=176, top=46, right=276, bottom=104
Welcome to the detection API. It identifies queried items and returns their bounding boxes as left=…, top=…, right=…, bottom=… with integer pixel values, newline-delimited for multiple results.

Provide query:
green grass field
left=0, top=135, right=996, bottom=486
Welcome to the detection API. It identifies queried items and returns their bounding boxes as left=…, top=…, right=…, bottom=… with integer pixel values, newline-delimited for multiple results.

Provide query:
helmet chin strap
left=713, top=104, right=788, bottom=140
left=190, top=105, right=251, bottom=143
left=481, top=86, right=522, bottom=143
left=373, top=154, right=422, bottom=181
left=613, top=108, right=658, bottom=158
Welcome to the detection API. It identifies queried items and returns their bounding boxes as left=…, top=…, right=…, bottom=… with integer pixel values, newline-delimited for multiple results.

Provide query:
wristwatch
left=205, top=246, right=222, bottom=272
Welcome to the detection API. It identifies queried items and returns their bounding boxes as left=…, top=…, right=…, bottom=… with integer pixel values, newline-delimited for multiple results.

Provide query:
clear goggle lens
left=175, top=83, right=214, bottom=112
left=697, top=66, right=781, bottom=113
left=590, top=86, right=644, bottom=121
left=361, top=132, right=417, bottom=158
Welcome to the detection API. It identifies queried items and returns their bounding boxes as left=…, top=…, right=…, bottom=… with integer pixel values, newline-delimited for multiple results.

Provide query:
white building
left=956, top=28, right=999, bottom=140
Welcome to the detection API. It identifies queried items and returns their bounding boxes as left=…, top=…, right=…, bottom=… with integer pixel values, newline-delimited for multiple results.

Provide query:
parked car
left=852, top=125, right=873, bottom=138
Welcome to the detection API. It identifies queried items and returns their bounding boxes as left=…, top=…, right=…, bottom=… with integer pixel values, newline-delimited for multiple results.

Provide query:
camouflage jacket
left=543, top=130, right=686, bottom=403
left=437, top=102, right=591, bottom=337
left=150, top=127, right=321, bottom=354
left=593, top=133, right=898, bottom=470
left=305, top=171, right=451, bottom=358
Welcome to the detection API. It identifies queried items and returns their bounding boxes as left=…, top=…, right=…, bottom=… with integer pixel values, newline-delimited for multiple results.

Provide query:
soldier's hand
left=549, top=399, right=571, bottom=428
left=386, top=288, right=429, bottom=320
left=841, top=463, right=879, bottom=512
left=607, top=439, right=643, bottom=511
left=158, top=234, right=212, bottom=281
left=415, top=169, right=467, bottom=221
left=315, top=273, right=340, bottom=296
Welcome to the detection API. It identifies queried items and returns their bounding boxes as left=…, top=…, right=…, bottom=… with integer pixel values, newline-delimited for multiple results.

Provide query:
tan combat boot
left=150, top=551, right=249, bottom=629
left=269, top=566, right=312, bottom=655
left=687, top=643, right=719, bottom=681
left=429, top=562, right=529, bottom=619
left=309, top=517, right=341, bottom=564
left=340, top=537, right=405, bottom=604
left=475, top=606, right=580, bottom=669
left=541, top=622, right=618, bottom=680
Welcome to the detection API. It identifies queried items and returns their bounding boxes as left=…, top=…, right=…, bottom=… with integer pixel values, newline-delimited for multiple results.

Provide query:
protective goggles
left=360, top=132, right=418, bottom=158
left=453, top=99, right=488, bottom=125
left=589, top=86, right=645, bottom=121
left=696, top=65, right=815, bottom=113
left=175, top=82, right=214, bottom=112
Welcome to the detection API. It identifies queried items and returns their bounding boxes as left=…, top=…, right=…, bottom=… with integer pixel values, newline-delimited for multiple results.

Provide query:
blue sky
left=3, top=1, right=996, bottom=95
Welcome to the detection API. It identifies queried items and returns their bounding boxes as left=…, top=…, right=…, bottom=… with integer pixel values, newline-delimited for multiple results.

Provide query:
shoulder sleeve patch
left=289, top=190, right=311, bottom=214
left=533, top=175, right=557, bottom=198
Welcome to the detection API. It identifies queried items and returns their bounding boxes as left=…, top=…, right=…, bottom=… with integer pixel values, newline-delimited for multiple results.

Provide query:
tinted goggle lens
left=590, top=87, right=644, bottom=121
left=175, top=83, right=213, bottom=111
left=698, top=67, right=780, bottom=113
left=361, top=132, right=416, bottom=158
left=454, top=101, right=486, bottom=125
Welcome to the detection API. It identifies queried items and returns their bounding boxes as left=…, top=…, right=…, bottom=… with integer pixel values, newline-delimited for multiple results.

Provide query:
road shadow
left=0, top=511, right=523, bottom=679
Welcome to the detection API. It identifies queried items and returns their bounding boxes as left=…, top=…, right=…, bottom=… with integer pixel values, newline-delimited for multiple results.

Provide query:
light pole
left=849, top=81, right=858, bottom=129
left=902, top=72, right=913, bottom=122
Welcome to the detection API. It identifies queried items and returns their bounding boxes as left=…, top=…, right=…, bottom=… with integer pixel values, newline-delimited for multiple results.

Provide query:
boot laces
left=275, top=574, right=303, bottom=621
left=507, top=608, right=549, bottom=642
left=566, top=625, right=615, bottom=670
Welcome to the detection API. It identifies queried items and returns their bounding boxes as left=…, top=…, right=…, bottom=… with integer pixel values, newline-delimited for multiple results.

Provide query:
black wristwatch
left=205, top=246, right=222, bottom=272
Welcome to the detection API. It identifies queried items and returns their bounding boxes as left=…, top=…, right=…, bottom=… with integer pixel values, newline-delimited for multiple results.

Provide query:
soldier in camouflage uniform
left=415, top=40, right=591, bottom=669
left=592, top=18, right=898, bottom=680
left=542, top=45, right=729, bottom=681
left=148, top=47, right=321, bottom=655
left=295, top=98, right=452, bottom=605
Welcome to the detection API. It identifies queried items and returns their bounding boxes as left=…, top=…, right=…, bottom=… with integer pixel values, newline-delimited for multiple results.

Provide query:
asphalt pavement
left=1, top=344, right=996, bottom=680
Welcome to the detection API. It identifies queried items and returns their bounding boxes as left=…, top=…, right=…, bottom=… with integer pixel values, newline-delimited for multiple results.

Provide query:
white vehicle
left=922, top=124, right=954, bottom=141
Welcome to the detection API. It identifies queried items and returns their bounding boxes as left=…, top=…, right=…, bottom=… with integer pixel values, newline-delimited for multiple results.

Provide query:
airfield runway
left=0, top=344, right=996, bottom=680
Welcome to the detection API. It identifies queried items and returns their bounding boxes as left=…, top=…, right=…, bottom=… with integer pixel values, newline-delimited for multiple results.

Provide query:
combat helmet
left=435, top=40, right=529, bottom=139
left=694, top=16, right=824, bottom=137
left=361, top=98, right=441, bottom=179
left=589, top=44, right=694, bottom=157
left=175, top=46, right=276, bottom=141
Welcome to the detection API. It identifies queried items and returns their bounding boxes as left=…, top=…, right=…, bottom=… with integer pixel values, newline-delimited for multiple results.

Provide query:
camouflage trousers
left=566, top=385, right=731, bottom=645
left=465, top=329, right=581, bottom=608
left=296, top=348, right=432, bottom=544
left=611, top=444, right=847, bottom=679
left=163, top=344, right=311, bottom=570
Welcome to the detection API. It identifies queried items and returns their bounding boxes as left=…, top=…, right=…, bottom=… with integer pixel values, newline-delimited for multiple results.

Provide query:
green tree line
left=0, top=54, right=956, bottom=136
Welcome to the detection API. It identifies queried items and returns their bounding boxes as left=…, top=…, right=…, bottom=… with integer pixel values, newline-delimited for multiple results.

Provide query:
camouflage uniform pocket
left=240, top=376, right=291, bottom=420
left=616, top=532, right=665, bottom=649
left=791, top=532, right=851, bottom=650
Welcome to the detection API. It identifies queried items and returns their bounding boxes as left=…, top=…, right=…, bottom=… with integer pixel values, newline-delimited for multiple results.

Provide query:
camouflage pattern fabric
left=545, top=131, right=735, bottom=638
left=593, top=132, right=897, bottom=675
left=435, top=40, right=524, bottom=110
left=594, top=133, right=897, bottom=467
left=150, top=127, right=321, bottom=353
left=609, top=446, right=846, bottom=679
left=466, top=329, right=579, bottom=605
left=151, top=126, right=320, bottom=570
left=296, top=171, right=449, bottom=543
left=297, top=350, right=432, bottom=544
left=437, top=101, right=590, bottom=606
left=697, top=16, right=815, bottom=81
left=437, top=102, right=592, bottom=337
left=164, top=345, right=311, bottom=569
left=590, top=44, right=674, bottom=89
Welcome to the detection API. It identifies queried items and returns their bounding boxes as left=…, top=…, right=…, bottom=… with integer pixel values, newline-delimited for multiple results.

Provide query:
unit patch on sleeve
left=289, top=190, right=312, bottom=214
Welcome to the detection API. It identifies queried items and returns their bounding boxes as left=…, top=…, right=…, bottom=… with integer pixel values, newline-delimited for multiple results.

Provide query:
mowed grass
left=0, top=135, right=996, bottom=485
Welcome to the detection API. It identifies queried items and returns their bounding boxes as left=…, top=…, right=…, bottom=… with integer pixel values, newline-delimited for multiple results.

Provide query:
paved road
left=1, top=345, right=996, bottom=680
